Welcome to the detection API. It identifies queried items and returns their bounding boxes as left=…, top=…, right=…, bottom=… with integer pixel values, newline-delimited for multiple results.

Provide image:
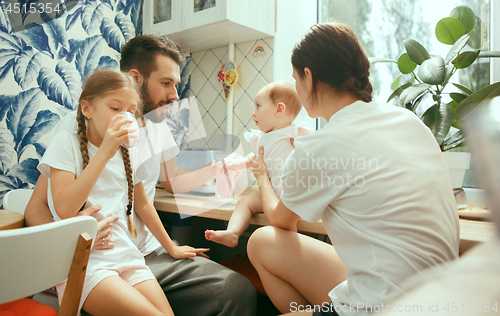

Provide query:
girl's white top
left=38, top=131, right=148, bottom=272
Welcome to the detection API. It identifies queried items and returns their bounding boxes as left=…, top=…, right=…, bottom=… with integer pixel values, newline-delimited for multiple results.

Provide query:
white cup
left=120, top=112, right=139, bottom=148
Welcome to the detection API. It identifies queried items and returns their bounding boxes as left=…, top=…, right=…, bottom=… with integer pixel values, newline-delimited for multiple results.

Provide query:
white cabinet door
left=181, top=0, right=227, bottom=31
left=143, top=0, right=182, bottom=35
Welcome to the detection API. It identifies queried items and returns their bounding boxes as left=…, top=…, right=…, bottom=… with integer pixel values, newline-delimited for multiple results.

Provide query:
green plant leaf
left=444, top=130, right=464, bottom=150
left=418, top=57, right=446, bottom=85
left=452, top=50, right=479, bottom=68
left=391, top=75, right=402, bottom=90
left=421, top=102, right=454, bottom=145
left=444, top=34, right=469, bottom=64
left=452, top=121, right=465, bottom=130
left=455, top=82, right=500, bottom=122
left=479, top=51, right=500, bottom=58
left=448, top=100, right=459, bottom=111
left=436, top=17, right=464, bottom=45
left=397, top=53, right=417, bottom=74
left=449, top=5, right=476, bottom=34
left=442, top=64, right=454, bottom=88
left=388, top=82, right=412, bottom=103
left=411, top=93, right=427, bottom=113
left=452, top=83, right=473, bottom=95
left=450, top=92, right=468, bottom=104
left=404, top=39, right=429, bottom=65
left=400, top=83, right=430, bottom=105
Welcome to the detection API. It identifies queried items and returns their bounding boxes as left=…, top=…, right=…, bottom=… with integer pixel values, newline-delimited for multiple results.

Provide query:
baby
left=205, top=80, right=313, bottom=247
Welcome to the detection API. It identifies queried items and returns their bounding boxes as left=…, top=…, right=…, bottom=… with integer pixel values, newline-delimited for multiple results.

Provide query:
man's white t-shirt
left=52, top=112, right=179, bottom=256
left=281, top=101, right=459, bottom=316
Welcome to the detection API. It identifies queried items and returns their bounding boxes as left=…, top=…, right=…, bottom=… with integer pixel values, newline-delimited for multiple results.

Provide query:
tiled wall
left=189, top=38, right=274, bottom=159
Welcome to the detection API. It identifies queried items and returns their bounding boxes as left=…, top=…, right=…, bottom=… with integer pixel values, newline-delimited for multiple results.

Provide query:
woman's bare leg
left=82, top=277, right=172, bottom=316
left=205, top=192, right=262, bottom=247
left=247, top=226, right=346, bottom=314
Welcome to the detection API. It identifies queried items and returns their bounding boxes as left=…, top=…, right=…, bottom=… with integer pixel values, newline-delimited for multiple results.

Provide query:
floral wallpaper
left=0, top=0, right=191, bottom=208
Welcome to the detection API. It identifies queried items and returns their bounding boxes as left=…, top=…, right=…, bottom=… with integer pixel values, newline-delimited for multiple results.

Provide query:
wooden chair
left=3, top=189, right=34, bottom=214
left=0, top=216, right=97, bottom=316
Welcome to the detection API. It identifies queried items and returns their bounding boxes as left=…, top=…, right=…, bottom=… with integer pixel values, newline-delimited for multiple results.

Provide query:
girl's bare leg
left=82, top=277, right=173, bottom=316
left=247, top=226, right=347, bottom=314
left=205, top=192, right=262, bottom=247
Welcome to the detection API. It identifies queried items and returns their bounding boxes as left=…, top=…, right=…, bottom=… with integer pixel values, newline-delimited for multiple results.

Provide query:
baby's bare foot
left=205, top=230, right=239, bottom=248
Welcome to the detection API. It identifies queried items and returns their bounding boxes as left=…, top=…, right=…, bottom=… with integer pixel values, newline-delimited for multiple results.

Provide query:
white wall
left=273, top=0, right=318, bottom=128
left=491, top=0, right=500, bottom=83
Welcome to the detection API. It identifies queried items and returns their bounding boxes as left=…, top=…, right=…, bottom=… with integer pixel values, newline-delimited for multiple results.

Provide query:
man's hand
left=78, top=205, right=119, bottom=250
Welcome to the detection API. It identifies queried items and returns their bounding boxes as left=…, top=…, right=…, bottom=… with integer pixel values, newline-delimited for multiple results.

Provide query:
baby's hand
left=223, top=158, right=247, bottom=171
left=169, top=245, right=210, bottom=259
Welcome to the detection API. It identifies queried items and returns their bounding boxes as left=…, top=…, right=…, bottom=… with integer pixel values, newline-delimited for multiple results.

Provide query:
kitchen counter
left=154, top=188, right=496, bottom=254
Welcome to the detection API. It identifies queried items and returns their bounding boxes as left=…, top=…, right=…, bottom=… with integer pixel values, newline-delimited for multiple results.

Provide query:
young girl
left=38, top=69, right=207, bottom=316
left=205, top=80, right=313, bottom=247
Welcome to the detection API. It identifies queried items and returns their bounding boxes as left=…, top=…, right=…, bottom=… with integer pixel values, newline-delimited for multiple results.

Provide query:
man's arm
left=24, top=176, right=54, bottom=226
left=25, top=175, right=118, bottom=250
left=160, top=157, right=216, bottom=194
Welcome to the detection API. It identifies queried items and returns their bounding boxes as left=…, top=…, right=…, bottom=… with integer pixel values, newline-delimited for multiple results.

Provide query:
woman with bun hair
left=248, top=22, right=459, bottom=316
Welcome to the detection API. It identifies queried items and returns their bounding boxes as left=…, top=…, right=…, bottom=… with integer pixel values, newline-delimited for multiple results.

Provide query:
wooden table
left=154, top=188, right=496, bottom=254
left=0, top=210, right=24, bottom=230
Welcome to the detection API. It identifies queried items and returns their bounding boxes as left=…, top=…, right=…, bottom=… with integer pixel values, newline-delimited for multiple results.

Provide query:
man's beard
left=141, top=81, right=171, bottom=123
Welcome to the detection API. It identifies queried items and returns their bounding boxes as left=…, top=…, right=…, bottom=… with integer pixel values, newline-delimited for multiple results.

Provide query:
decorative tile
left=191, top=50, right=206, bottom=66
left=189, top=66, right=207, bottom=95
left=232, top=118, right=250, bottom=153
left=236, top=58, right=259, bottom=90
left=234, top=47, right=245, bottom=67
left=236, top=40, right=256, bottom=58
left=233, top=92, right=254, bottom=126
left=247, top=39, right=272, bottom=70
left=260, top=57, right=274, bottom=82
left=245, top=73, right=269, bottom=102
left=211, top=46, right=228, bottom=62
left=202, top=115, right=221, bottom=140
left=208, top=97, right=229, bottom=127
left=197, top=50, right=221, bottom=79
left=192, top=94, right=209, bottom=113
left=262, top=37, right=274, bottom=51
left=188, top=38, right=275, bottom=154
left=197, top=83, right=219, bottom=111
left=232, top=82, right=245, bottom=104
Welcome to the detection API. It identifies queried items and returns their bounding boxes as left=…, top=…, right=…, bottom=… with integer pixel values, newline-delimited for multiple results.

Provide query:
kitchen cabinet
left=143, top=0, right=275, bottom=52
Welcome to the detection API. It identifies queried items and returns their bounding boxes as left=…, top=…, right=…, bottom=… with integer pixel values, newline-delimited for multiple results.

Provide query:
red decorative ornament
left=217, top=67, right=225, bottom=84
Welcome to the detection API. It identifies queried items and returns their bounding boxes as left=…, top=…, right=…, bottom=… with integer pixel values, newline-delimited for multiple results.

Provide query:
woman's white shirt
left=281, top=101, right=459, bottom=315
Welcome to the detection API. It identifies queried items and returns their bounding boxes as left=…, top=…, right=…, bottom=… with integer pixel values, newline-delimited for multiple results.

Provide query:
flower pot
left=442, top=152, right=471, bottom=189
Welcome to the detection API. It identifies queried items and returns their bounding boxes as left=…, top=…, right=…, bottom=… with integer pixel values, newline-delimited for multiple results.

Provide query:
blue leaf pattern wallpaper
left=0, top=0, right=191, bottom=208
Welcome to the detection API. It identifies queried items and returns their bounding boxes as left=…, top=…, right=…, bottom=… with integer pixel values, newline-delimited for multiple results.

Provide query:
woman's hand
left=77, top=204, right=119, bottom=250
left=99, top=114, right=137, bottom=159
left=169, top=245, right=210, bottom=259
left=251, top=146, right=269, bottom=182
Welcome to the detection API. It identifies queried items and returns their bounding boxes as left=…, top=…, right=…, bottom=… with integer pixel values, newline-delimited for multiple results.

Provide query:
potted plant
left=374, top=5, right=500, bottom=188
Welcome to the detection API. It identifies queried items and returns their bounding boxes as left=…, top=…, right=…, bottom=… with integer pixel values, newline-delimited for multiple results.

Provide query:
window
left=318, top=0, right=498, bottom=187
